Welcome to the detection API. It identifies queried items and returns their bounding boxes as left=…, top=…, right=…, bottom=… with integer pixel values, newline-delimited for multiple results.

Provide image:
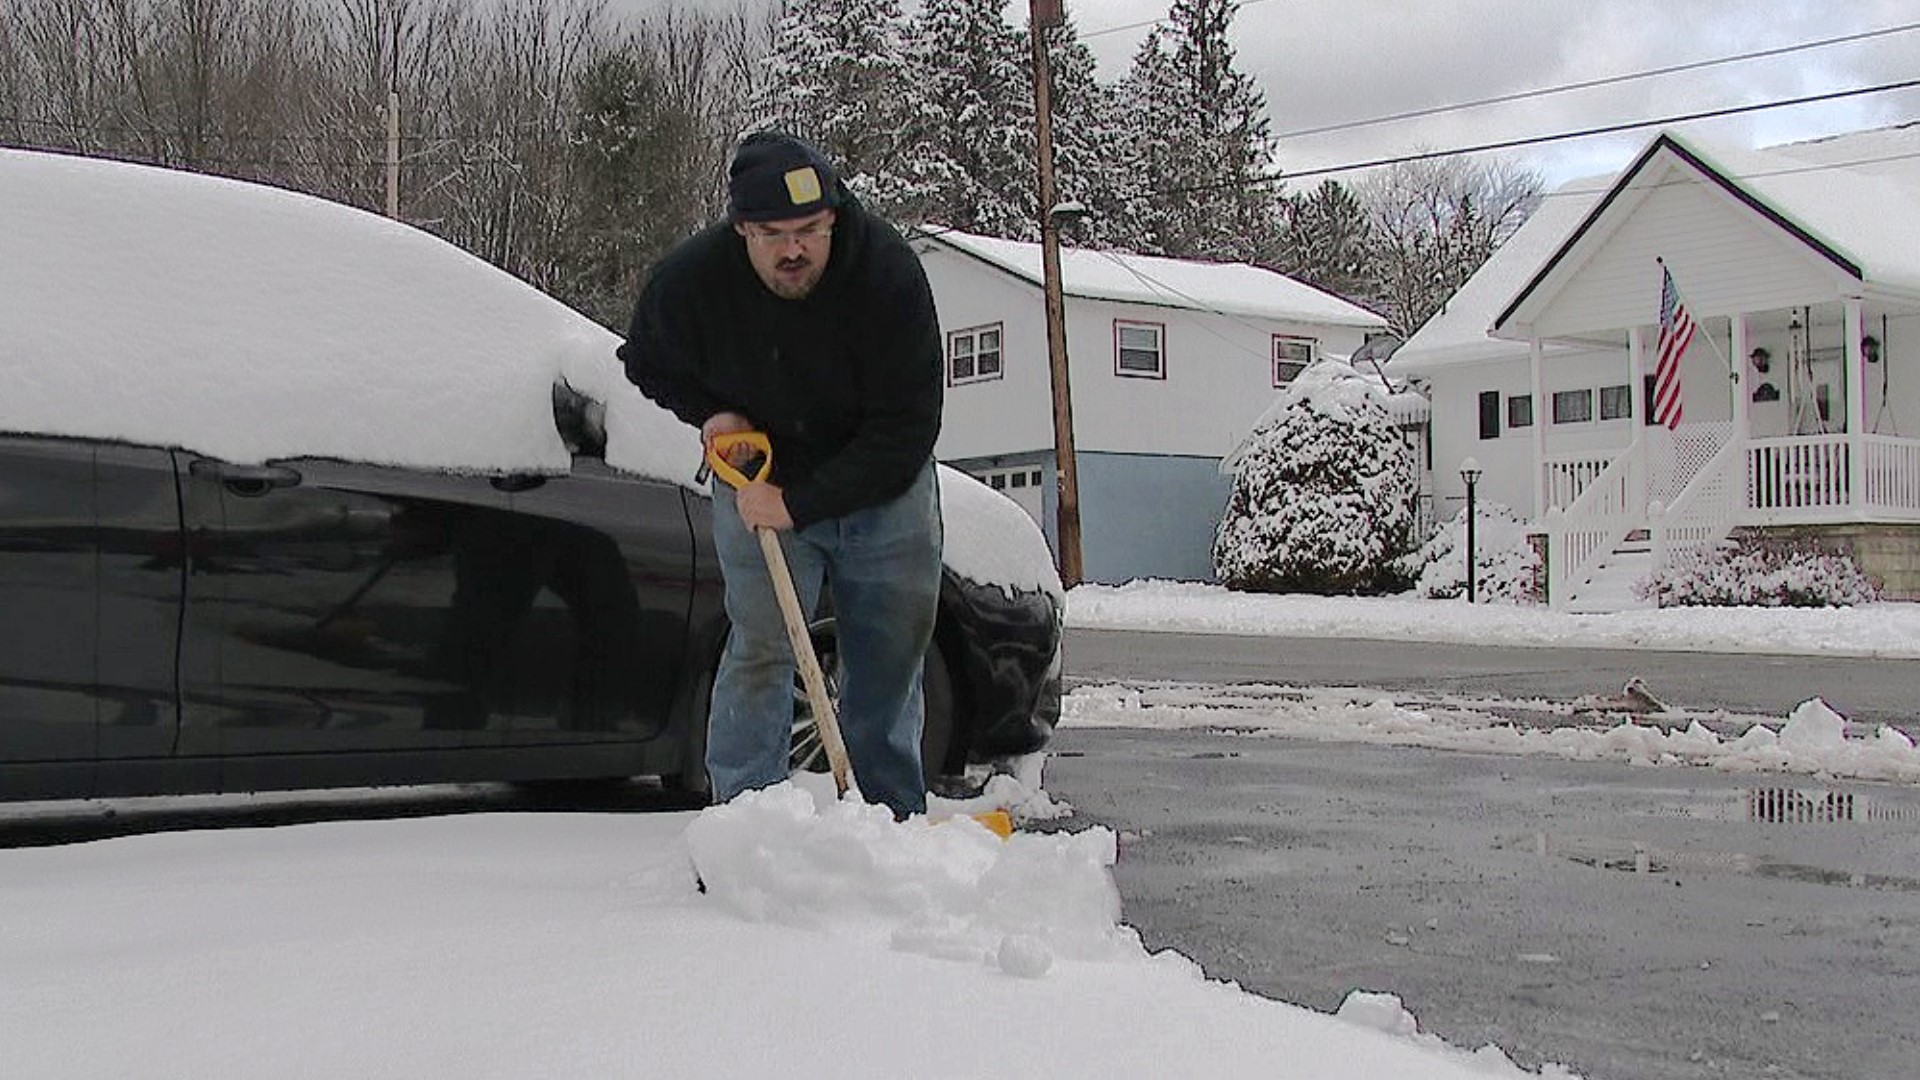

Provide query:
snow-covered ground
left=1067, top=579, right=1920, bottom=659
left=1, top=771, right=1570, bottom=1080
left=11, top=584, right=1917, bottom=1079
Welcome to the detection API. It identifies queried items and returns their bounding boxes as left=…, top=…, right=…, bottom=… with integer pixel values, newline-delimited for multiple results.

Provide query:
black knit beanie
left=727, top=132, right=843, bottom=222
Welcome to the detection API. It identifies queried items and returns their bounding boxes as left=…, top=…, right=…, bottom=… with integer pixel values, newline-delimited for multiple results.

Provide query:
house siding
left=1424, top=359, right=1537, bottom=519
left=921, top=236, right=1384, bottom=582
left=1068, top=298, right=1372, bottom=459
left=1530, top=167, right=1854, bottom=340
left=920, top=247, right=1054, bottom=461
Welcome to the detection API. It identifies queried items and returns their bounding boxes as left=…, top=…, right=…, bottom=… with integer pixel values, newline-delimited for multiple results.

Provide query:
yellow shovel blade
left=965, top=809, right=1014, bottom=838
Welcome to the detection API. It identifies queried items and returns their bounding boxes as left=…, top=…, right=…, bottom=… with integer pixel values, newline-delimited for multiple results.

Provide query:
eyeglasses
left=742, top=222, right=834, bottom=247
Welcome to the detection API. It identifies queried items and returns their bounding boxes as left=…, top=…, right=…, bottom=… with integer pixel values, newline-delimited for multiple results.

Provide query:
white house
left=913, top=227, right=1387, bottom=583
left=1389, top=125, right=1920, bottom=608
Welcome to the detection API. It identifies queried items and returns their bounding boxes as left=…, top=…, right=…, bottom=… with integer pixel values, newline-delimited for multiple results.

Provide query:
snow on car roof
left=0, top=149, right=1062, bottom=598
left=0, top=148, right=695, bottom=483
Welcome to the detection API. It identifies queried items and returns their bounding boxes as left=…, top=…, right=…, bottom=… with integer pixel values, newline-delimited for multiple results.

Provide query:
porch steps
left=1563, top=531, right=1657, bottom=614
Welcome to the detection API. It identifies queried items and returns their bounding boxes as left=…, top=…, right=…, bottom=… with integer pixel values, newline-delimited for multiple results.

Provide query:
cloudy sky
left=612, top=0, right=1919, bottom=189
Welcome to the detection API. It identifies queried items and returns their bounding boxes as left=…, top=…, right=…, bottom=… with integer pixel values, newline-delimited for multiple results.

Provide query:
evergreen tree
left=890, top=0, right=1034, bottom=237
left=1214, top=364, right=1418, bottom=594
left=752, top=0, right=908, bottom=196
left=1117, top=0, right=1277, bottom=261
left=1112, top=26, right=1184, bottom=255
left=562, top=43, right=718, bottom=328
left=1273, top=179, right=1374, bottom=303
left=1042, top=15, right=1135, bottom=250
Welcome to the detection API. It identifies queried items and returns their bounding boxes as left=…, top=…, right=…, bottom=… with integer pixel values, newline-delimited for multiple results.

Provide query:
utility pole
left=1028, top=0, right=1084, bottom=587
left=385, top=11, right=401, bottom=219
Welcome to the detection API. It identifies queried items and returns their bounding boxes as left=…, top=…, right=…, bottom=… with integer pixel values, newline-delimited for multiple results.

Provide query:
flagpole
left=1656, top=257, right=1737, bottom=383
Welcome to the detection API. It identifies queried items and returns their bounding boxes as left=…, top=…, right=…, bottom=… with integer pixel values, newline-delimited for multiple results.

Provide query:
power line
left=1172, top=77, right=1920, bottom=194
left=1081, top=0, right=1276, bottom=41
left=1278, top=21, right=1920, bottom=140
left=1531, top=148, right=1920, bottom=202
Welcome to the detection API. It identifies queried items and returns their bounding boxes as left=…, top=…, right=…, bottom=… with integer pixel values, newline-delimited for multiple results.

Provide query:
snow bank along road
left=1062, top=626, right=1918, bottom=730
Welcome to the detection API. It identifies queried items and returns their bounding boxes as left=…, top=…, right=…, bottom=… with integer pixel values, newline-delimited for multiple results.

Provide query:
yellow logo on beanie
left=783, top=166, right=823, bottom=205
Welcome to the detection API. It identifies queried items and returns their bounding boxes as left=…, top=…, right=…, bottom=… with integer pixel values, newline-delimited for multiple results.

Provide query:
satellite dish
left=1348, top=335, right=1402, bottom=368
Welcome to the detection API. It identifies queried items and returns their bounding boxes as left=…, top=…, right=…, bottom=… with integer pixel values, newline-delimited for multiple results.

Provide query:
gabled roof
left=914, top=227, right=1386, bottom=329
left=1385, top=175, right=1612, bottom=373
left=1390, top=123, right=1920, bottom=375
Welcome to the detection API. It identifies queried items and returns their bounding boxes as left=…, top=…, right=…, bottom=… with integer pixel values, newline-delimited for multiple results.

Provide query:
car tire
left=789, top=618, right=956, bottom=789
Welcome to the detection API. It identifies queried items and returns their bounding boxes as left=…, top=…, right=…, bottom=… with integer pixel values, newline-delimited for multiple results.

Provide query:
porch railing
left=1863, top=435, right=1920, bottom=516
left=1540, top=440, right=1643, bottom=608
left=1747, top=435, right=1850, bottom=519
left=1543, top=454, right=1616, bottom=509
left=1747, top=434, right=1920, bottom=521
left=1650, top=432, right=1745, bottom=578
left=1539, top=429, right=1920, bottom=609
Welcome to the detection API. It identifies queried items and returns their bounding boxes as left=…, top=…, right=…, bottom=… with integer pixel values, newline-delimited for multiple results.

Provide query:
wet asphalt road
left=1062, top=627, right=1919, bottom=728
left=1043, top=728, right=1920, bottom=1080
left=1049, top=629, right=1920, bottom=1080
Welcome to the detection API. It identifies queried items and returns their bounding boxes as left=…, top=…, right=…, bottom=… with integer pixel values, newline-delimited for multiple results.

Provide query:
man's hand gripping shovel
left=706, top=432, right=1011, bottom=838
left=707, top=432, right=854, bottom=798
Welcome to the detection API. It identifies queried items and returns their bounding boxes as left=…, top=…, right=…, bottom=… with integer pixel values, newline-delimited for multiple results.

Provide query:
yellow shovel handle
left=706, top=430, right=773, bottom=489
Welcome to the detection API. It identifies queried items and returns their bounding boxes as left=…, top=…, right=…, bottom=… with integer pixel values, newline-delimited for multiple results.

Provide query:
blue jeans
left=707, top=462, right=942, bottom=819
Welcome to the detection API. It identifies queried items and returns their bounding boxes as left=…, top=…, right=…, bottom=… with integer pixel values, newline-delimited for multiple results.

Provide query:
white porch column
left=1627, top=327, right=1646, bottom=508
left=1845, top=296, right=1867, bottom=509
left=1731, top=314, right=1750, bottom=444
left=1529, top=336, right=1546, bottom=518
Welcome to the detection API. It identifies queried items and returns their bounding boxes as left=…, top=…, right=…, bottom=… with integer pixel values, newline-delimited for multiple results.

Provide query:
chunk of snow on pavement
left=1780, top=697, right=1847, bottom=750
left=1338, top=990, right=1421, bottom=1037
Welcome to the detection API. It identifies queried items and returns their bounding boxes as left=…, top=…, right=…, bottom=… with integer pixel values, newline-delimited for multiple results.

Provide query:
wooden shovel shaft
left=757, top=526, right=852, bottom=795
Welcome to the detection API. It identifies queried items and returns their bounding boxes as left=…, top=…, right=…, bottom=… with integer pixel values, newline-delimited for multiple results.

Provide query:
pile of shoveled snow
left=677, top=778, right=1578, bottom=1078
left=684, top=782, right=1136, bottom=977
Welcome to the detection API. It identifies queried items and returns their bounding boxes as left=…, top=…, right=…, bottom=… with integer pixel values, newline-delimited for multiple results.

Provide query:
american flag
left=1653, top=263, right=1695, bottom=430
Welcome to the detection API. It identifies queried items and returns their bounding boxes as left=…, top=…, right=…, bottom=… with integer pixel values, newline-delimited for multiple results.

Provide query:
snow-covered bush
left=1213, top=363, right=1418, bottom=594
left=1395, top=501, right=1540, bottom=602
left=1638, top=535, right=1881, bottom=608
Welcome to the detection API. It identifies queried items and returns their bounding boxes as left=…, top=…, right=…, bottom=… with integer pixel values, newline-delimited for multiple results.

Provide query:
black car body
left=0, top=149, right=1062, bottom=803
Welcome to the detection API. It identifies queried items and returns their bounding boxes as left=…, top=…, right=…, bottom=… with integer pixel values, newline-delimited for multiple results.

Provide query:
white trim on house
left=1113, top=318, right=1167, bottom=379
left=945, top=322, right=1003, bottom=386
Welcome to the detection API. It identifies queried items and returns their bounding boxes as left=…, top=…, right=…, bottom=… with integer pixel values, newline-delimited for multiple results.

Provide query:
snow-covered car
left=0, top=148, right=1062, bottom=802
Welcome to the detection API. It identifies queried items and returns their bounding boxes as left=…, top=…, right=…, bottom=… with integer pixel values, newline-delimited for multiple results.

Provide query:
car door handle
left=189, top=459, right=302, bottom=492
left=491, top=474, right=547, bottom=493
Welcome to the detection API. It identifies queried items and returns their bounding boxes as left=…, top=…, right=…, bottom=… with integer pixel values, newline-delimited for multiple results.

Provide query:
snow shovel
left=705, top=432, right=1012, bottom=839
left=707, top=431, right=854, bottom=797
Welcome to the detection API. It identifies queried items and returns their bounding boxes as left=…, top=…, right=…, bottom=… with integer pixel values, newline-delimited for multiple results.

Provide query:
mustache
left=775, top=255, right=811, bottom=272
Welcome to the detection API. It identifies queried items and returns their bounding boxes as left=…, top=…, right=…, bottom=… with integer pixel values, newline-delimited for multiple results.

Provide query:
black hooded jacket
left=617, top=197, right=943, bottom=531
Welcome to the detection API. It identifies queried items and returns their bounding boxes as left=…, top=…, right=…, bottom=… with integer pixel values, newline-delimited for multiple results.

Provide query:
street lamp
left=1460, top=457, right=1483, bottom=603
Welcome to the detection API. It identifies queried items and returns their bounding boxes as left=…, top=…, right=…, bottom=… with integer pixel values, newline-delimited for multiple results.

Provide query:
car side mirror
left=552, top=380, right=608, bottom=459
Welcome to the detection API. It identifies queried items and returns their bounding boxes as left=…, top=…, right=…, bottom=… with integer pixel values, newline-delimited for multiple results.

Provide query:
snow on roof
left=1387, top=175, right=1612, bottom=374
left=0, top=147, right=695, bottom=482
left=1390, top=123, right=1920, bottom=376
left=919, top=227, right=1386, bottom=329
left=1689, top=123, right=1920, bottom=292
